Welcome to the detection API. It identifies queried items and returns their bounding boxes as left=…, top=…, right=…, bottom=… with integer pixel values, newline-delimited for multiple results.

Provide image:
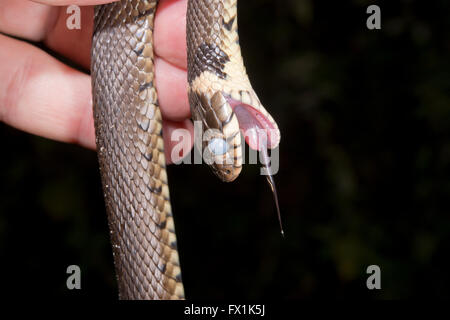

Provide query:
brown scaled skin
left=92, top=0, right=184, bottom=300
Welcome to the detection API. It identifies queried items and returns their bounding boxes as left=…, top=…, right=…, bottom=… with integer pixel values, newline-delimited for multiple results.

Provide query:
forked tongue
left=232, top=102, right=284, bottom=237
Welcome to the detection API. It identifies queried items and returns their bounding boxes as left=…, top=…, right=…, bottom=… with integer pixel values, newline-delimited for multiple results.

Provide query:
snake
left=91, top=0, right=280, bottom=300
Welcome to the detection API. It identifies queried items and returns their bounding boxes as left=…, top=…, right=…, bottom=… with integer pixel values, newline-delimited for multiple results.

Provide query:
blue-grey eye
left=208, top=138, right=228, bottom=156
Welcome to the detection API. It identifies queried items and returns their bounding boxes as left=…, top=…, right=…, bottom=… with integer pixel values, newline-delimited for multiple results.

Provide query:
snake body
left=91, top=0, right=280, bottom=299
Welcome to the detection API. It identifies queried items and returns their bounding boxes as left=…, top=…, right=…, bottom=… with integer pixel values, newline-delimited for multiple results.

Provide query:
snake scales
left=91, top=0, right=280, bottom=299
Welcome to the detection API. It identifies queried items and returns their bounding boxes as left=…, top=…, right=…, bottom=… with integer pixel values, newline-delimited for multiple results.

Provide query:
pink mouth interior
left=227, top=98, right=279, bottom=151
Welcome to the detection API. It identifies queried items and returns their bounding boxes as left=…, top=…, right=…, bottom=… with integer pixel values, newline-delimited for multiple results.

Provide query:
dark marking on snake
left=144, top=151, right=153, bottom=161
left=158, top=219, right=167, bottom=229
left=139, top=119, right=150, bottom=131
left=157, top=263, right=167, bottom=273
left=223, top=16, right=235, bottom=31
left=148, top=184, right=162, bottom=194
left=175, top=273, right=182, bottom=283
left=222, top=110, right=235, bottom=127
left=139, top=82, right=153, bottom=92
left=232, top=142, right=241, bottom=149
left=170, top=240, right=177, bottom=249
left=188, top=43, right=230, bottom=83
left=133, top=46, right=144, bottom=56
left=135, top=7, right=156, bottom=20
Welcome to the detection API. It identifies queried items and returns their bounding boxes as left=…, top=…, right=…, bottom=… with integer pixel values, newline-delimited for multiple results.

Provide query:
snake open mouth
left=226, top=98, right=280, bottom=151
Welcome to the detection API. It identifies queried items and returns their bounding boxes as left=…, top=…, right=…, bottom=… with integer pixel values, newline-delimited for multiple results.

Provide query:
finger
left=0, top=34, right=192, bottom=158
left=0, top=0, right=187, bottom=72
left=163, top=119, right=194, bottom=165
left=0, top=33, right=96, bottom=149
left=0, top=0, right=58, bottom=41
left=44, top=0, right=188, bottom=72
left=154, top=0, right=187, bottom=70
left=0, top=2, right=93, bottom=69
left=45, top=6, right=190, bottom=119
left=155, top=57, right=189, bottom=122
left=0, top=0, right=116, bottom=40
left=44, top=6, right=93, bottom=69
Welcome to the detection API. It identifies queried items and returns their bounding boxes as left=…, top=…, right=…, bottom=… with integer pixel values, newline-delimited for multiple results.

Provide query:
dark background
left=1, top=0, right=449, bottom=299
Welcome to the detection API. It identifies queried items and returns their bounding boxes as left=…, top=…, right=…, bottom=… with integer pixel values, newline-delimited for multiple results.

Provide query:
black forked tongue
left=233, top=104, right=284, bottom=237
left=260, top=142, right=284, bottom=237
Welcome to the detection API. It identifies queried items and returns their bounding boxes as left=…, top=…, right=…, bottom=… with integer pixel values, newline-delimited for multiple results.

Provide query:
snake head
left=189, top=90, right=242, bottom=182
left=189, top=89, right=280, bottom=183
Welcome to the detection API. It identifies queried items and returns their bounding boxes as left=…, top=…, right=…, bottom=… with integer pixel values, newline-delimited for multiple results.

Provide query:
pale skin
left=0, top=0, right=192, bottom=163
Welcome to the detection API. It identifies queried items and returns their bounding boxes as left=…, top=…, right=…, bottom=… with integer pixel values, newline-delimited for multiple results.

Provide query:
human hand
left=0, top=0, right=192, bottom=163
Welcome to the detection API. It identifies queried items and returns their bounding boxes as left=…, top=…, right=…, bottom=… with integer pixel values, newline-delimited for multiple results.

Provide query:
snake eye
left=208, top=138, right=229, bottom=156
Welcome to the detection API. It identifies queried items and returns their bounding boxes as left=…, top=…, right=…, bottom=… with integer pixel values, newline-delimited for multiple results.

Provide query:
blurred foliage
left=0, top=0, right=449, bottom=299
